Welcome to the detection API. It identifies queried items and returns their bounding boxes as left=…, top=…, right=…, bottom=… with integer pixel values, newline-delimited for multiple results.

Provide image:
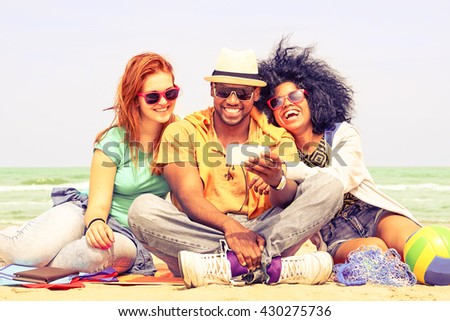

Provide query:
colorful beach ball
left=404, top=225, right=450, bottom=285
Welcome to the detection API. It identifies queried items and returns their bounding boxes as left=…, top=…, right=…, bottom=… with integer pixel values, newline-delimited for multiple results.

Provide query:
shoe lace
left=280, top=256, right=311, bottom=282
left=202, top=253, right=230, bottom=283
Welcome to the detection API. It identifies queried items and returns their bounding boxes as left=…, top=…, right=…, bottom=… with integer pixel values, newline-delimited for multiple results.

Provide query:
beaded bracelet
left=87, top=217, right=106, bottom=229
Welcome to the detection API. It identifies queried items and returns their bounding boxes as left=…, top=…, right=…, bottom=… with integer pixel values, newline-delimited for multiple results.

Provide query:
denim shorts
left=319, top=199, right=386, bottom=256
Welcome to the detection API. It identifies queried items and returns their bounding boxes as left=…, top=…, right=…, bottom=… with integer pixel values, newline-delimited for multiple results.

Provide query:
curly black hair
left=257, top=37, right=354, bottom=134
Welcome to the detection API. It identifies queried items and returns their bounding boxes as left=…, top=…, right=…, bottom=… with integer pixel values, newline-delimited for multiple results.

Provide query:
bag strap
left=324, top=122, right=342, bottom=147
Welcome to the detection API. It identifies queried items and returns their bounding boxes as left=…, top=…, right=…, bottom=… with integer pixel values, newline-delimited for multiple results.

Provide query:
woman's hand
left=86, top=220, right=115, bottom=250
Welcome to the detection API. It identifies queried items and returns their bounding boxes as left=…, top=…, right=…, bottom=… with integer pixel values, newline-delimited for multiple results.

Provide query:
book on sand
left=13, top=266, right=79, bottom=284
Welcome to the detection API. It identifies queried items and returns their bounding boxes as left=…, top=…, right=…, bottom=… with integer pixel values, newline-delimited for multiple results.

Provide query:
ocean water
left=0, top=167, right=449, bottom=228
left=0, top=167, right=90, bottom=228
left=368, top=167, right=450, bottom=226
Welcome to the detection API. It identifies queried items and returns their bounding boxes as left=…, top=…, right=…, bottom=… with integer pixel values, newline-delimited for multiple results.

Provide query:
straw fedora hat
left=204, top=48, right=267, bottom=87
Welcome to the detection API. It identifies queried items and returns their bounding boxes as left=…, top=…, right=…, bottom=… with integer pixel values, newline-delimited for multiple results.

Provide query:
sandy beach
left=1, top=244, right=449, bottom=321
left=1, top=241, right=449, bottom=302
left=1, top=276, right=450, bottom=301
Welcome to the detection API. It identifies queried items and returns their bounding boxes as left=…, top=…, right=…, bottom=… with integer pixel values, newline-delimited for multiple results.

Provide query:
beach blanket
left=0, top=263, right=183, bottom=289
left=0, top=264, right=83, bottom=290
left=114, top=263, right=183, bottom=285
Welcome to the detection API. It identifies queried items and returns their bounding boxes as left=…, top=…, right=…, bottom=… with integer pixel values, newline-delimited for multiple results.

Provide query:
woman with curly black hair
left=257, top=38, right=421, bottom=264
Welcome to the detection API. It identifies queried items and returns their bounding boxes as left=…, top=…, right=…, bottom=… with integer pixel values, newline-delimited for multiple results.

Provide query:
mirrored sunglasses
left=267, top=89, right=308, bottom=110
left=138, top=85, right=181, bottom=105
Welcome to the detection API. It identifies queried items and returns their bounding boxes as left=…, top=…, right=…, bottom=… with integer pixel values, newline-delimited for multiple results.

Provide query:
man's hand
left=245, top=150, right=297, bottom=208
left=164, top=161, right=267, bottom=270
left=244, top=151, right=284, bottom=187
left=222, top=219, right=265, bottom=270
left=248, top=176, right=270, bottom=195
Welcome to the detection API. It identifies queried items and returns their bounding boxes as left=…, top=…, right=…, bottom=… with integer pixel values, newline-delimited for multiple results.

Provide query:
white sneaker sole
left=279, top=251, right=333, bottom=285
left=178, top=250, right=199, bottom=288
left=178, top=251, right=232, bottom=288
left=311, top=251, right=333, bottom=284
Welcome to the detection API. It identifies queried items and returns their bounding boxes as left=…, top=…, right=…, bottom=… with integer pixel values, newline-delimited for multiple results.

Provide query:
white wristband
left=272, top=172, right=287, bottom=191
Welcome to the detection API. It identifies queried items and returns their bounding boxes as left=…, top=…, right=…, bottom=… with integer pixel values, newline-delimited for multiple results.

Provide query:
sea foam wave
left=0, top=182, right=89, bottom=192
left=1, top=182, right=448, bottom=192
left=0, top=201, right=51, bottom=206
left=378, top=183, right=450, bottom=191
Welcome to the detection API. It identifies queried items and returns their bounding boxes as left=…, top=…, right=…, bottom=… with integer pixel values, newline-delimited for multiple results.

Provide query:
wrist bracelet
left=271, top=170, right=287, bottom=191
left=87, top=218, right=106, bottom=229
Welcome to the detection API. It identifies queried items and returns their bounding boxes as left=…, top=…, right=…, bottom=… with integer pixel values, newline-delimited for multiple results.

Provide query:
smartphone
left=225, top=143, right=269, bottom=165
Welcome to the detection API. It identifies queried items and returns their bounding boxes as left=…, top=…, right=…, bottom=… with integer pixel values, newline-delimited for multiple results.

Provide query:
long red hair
left=96, top=52, right=177, bottom=173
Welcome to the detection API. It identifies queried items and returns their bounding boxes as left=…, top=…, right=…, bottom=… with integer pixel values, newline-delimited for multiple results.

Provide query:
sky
left=1, top=0, right=449, bottom=167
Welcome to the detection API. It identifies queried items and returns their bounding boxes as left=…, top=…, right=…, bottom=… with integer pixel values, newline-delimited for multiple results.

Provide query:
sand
left=1, top=244, right=449, bottom=321
left=1, top=278, right=450, bottom=301
left=1, top=241, right=449, bottom=302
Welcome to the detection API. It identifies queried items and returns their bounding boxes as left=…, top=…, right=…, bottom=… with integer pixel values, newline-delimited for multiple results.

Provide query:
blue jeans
left=320, top=199, right=386, bottom=256
left=128, top=172, right=343, bottom=276
left=0, top=202, right=137, bottom=273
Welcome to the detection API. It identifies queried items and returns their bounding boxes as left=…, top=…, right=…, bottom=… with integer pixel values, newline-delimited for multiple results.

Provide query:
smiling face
left=272, top=82, right=313, bottom=136
left=211, top=83, right=260, bottom=127
left=137, top=71, right=177, bottom=125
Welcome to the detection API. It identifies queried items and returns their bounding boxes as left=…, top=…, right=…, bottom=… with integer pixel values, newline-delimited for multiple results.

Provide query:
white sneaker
left=278, top=251, right=333, bottom=285
left=178, top=251, right=232, bottom=288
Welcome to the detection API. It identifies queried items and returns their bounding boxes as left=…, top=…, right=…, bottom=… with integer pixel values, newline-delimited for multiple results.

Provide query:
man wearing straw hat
left=128, top=48, right=343, bottom=288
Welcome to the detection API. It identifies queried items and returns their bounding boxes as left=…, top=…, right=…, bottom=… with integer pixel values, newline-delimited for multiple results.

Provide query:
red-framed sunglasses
left=267, top=89, right=308, bottom=110
left=138, top=85, right=181, bottom=105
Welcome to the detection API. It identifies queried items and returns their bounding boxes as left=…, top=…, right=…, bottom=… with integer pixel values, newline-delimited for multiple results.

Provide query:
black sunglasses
left=213, top=85, right=255, bottom=101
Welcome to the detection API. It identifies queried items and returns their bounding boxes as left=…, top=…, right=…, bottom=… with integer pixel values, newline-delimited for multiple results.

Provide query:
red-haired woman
left=0, top=52, right=180, bottom=275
